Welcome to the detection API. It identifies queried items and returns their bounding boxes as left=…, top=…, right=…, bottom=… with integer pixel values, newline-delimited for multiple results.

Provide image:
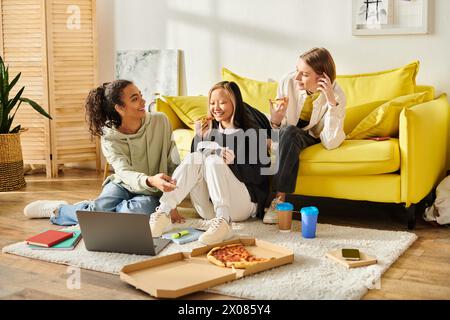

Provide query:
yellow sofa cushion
left=294, top=174, right=401, bottom=203
left=299, top=139, right=400, bottom=176
left=172, top=128, right=195, bottom=161
left=163, top=96, right=208, bottom=130
left=347, top=92, right=428, bottom=139
left=344, top=100, right=387, bottom=135
left=336, top=61, right=419, bottom=106
left=222, top=67, right=277, bottom=114
left=155, top=98, right=186, bottom=131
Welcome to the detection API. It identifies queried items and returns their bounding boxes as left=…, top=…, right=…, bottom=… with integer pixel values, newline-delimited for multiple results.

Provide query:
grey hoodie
left=101, top=112, right=179, bottom=195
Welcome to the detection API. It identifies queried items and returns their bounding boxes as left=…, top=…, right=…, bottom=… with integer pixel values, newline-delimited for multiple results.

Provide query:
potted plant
left=0, top=55, right=52, bottom=191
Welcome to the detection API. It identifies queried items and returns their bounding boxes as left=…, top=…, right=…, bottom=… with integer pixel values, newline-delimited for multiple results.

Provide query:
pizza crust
left=206, top=246, right=226, bottom=267
left=225, top=259, right=272, bottom=269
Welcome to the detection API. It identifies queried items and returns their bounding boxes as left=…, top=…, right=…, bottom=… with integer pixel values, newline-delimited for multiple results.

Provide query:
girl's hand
left=170, top=208, right=185, bottom=223
left=317, top=73, right=337, bottom=106
left=194, top=117, right=212, bottom=137
left=221, top=147, right=235, bottom=164
left=269, top=97, right=289, bottom=126
left=147, top=174, right=177, bottom=192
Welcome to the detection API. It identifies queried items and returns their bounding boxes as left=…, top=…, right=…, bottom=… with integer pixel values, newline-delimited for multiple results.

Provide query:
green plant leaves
left=10, top=124, right=21, bottom=134
left=9, top=72, right=21, bottom=93
left=0, top=55, right=52, bottom=134
left=20, top=98, right=52, bottom=120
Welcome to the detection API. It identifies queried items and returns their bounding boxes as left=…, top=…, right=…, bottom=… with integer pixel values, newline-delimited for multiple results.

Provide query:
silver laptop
left=76, top=211, right=171, bottom=256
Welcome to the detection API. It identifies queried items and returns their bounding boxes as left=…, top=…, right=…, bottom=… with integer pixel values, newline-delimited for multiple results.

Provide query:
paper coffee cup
left=276, top=202, right=294, bottom=233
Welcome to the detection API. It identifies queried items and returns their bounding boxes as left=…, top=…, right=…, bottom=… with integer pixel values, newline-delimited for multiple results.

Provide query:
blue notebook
left=28, top=229, right=82, bottom=250
left=162, top=227, right=204, bottom=245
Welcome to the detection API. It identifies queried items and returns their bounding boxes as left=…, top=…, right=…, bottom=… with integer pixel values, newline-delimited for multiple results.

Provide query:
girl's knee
left=280, top=125, right=298, bottom=137
left=204, top=154, right=224, bottom=167
left=181, top=151, right=204, bottom=167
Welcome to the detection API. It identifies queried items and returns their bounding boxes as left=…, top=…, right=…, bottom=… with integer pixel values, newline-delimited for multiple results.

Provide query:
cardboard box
left=120, top=237, right=294, bottom=298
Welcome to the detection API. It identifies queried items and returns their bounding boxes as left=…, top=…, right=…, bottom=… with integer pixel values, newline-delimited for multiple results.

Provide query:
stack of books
left=26, top=229, right=82, bottom=250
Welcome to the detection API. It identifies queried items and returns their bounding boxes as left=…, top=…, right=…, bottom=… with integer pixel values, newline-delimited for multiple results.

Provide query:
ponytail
left=85, top=80, right=132, bottom=136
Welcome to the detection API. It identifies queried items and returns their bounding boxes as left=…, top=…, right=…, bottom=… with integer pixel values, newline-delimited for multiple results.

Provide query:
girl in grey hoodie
left=24, top=80, right=184, bottom=225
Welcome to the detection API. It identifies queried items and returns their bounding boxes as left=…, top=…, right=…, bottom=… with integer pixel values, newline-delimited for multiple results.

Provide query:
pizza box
left=119, top=237, right=294, bottom=298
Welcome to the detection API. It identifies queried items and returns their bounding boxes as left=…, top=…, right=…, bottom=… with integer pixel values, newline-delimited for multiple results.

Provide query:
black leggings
left=272, top=125, right=320, bottom=193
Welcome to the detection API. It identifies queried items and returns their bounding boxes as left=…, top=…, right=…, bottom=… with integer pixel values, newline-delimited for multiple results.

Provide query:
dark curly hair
left=85, top=80, right=133, bottom=136
left=208, top=81, right=257, bottom=130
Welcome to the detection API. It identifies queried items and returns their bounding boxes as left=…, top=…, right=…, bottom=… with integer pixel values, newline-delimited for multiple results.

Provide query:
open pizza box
left=119, top=237, right=294, bottom=298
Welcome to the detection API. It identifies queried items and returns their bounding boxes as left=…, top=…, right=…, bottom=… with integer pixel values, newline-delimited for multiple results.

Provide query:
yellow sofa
left=156, top=64, right=449, bottom=229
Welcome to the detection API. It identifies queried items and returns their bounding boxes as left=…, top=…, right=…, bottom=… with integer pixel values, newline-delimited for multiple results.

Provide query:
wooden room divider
left=0, top=0, right=100, bottom=177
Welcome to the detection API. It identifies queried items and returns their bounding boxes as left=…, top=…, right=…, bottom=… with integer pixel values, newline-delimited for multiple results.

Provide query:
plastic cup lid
left=300, top=206, right=319, bottom=216
left=276, top=202, right=294, bottom=211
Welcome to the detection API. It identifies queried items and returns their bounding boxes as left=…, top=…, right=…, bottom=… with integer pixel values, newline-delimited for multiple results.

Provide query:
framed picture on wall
left=116, top=50, right=180, bottom=111
left=352, top=0, right=429, bottom=35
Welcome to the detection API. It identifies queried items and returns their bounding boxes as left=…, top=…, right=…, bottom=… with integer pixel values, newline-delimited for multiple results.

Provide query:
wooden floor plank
left=1, top=169, right=449, bottom=300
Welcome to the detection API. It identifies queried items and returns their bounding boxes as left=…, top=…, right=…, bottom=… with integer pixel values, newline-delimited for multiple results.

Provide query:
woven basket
left=0, top=133, right=26, bottom=192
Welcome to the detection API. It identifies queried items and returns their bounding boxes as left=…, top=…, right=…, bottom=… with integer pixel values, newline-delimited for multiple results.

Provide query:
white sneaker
left=198, top=217, right=234, bottom=245
left=23, top=200, right=69, bottom=219
left=263, top=196, right=283, bottom=224
left=149, top=208, right=173, bottom=237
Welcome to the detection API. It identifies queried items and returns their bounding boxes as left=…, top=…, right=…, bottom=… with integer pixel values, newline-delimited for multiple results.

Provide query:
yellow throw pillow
left=336, top=61, right=419, bottom=106
left=347, top=92, right=428, bottom=139
left=415, top=85, right=435, bottom=101
left=222, top=67, right=278, bottom=114
left=344, top=100, right=387, bottom=135
left=155, top=98, right=186, bottom=130
left=163, top=96, right=208, bottom=130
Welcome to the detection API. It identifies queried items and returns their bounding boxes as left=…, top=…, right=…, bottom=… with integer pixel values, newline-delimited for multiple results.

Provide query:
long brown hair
left=85, top=80, right=133, bottom=136
left=300, top=47, right=336, bottom=83
left=208, top=81, right=256, bottom=130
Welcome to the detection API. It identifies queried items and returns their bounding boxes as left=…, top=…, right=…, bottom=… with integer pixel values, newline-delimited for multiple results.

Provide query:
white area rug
left=2, top=219, right=417, bottom=300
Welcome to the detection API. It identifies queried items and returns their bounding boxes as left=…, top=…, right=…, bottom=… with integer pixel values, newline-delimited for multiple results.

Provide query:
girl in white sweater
left=264, top=47, right=347, bottom=224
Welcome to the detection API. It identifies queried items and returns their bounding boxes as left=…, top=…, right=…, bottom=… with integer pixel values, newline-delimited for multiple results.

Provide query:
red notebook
left=26, top=230, right=74, bottom=248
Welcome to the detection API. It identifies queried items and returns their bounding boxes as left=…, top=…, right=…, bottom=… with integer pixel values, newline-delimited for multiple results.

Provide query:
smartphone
left=342, top=248, right=361, bottom=261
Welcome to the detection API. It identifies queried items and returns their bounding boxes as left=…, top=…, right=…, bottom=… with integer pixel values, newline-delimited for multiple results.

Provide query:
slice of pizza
left=269, top=97, right=288, bottom=107
left=189, top=115, right=213, bottom=125
left=207, top=244, right=273, bottom=269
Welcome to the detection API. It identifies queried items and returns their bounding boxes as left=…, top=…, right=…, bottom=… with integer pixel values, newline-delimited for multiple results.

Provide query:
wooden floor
left=1, top=169, right=449, bottom=300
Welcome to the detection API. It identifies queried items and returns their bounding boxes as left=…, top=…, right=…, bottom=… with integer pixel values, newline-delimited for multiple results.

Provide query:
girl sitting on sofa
left=263, top=47, right=347, bottom=224
left=24, top=80, right=184, bottom=225
left=149, top=81, right=270, bottom=245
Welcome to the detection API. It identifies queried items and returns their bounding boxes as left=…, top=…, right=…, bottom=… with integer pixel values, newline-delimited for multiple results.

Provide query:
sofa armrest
left=155, top=98, right=187, bottom=131
left=399, top=94, right=449, bottom=206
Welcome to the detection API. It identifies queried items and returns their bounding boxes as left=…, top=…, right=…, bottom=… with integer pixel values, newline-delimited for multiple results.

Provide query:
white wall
left=97, top=0, right=450, bottom=166
left=98, top=0, right=450, bottom=95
